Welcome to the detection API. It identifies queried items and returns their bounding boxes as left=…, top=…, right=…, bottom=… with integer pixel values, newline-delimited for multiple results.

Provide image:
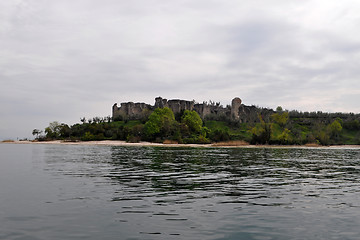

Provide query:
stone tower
left=231, top=97, right=242, bottom=120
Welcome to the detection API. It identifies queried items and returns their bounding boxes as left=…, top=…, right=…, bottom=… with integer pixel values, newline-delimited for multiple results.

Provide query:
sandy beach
left=3, top=140, right=360, bottom=149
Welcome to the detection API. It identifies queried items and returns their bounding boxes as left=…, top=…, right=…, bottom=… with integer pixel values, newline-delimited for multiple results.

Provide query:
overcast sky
left=1, top=0, right=360, bottom=140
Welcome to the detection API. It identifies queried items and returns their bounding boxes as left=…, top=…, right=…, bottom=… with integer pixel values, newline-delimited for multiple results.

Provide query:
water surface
left=1, top=144, right=360, bottom=239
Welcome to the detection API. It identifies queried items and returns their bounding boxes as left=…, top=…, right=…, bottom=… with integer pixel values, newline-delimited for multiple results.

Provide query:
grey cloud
left=1, top=0, right=360, bottom=139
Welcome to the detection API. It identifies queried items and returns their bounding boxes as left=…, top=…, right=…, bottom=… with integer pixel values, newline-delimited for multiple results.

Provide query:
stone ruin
left=112, top=97, right=273, bottom=123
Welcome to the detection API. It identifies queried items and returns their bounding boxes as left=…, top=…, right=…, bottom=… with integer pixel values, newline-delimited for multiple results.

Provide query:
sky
left=1, top=0, right=360, bottom=140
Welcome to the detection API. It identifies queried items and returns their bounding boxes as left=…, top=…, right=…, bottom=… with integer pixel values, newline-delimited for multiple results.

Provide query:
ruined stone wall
left=193, top=104, right=207, bottom=118
left=231, top=97, right=242, bottom=120
left=112, top=102, right=153, bottom=120
left=195, top=104, right=230, bottom=121
left=237, top=105, right=274, bottom=123
left=113, top=96, right=269, bottom=123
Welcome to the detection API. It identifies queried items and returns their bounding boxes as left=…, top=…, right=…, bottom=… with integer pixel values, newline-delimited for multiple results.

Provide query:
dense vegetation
left=33, top=106, right=360, bottom=145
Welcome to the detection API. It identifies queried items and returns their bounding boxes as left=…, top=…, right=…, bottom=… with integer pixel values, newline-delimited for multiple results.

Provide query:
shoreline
left=2, top=140, right=360, bottom=149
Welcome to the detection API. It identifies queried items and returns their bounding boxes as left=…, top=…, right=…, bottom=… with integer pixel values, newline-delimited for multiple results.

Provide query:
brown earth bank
left=2, top=140, right=360, bottom=149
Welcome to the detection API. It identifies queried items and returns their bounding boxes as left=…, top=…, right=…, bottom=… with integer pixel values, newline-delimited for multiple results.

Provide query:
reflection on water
left=1, top=144, right=360, bottom=239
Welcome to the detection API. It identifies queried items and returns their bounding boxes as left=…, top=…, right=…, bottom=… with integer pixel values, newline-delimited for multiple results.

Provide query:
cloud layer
left=1, top=0, right=360, bottom=139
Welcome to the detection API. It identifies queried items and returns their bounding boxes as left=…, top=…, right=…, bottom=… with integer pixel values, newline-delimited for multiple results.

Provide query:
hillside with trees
left=33, top=106, right=360, bottom=146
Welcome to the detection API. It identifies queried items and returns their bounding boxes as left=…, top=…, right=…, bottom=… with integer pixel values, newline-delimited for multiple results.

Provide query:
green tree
left=328, top=119, right=342, bottom=142
left=317, top=130, right=330, bottom=145
left=251, top=115, right=271, bottom=144
left=278, top=128, right=292, bottom=144
left=144, top=107, right=176, bottom=140
left=32, top=129, right=42, bottom=139
left=45, top=121, right=62, bottom=139
left=343, top=120, right=360, bottom=130
left=328, top=119, right=342, bottom=135
left=181, top=110, right=203, bottom=133
left=81, top=131, right=95, bottom=141
left=59, top=124, right=71, bottom=139
left=209, top=128, right=230, bottom=142
left=271, top=112, right=289, bottom=127
left=127, top=124, right=144, bottom=143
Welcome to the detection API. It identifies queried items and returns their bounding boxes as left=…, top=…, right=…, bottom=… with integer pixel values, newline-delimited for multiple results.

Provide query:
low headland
left=21, top=97, right=360, bottom=147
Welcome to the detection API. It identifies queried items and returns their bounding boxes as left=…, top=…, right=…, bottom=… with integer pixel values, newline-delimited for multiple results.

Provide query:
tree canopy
left=144, top=107, right=176, bottom=140
left=33, top=104, right=360, bottom=146
left=181, top=110, right=203, bottom=133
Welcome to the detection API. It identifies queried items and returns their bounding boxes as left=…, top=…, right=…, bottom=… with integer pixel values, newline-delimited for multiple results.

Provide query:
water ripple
left=38, top=145, right=360, bottom=239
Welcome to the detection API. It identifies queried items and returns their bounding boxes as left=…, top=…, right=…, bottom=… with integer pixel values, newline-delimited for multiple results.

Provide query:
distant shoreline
left=2, top=140, right=360, bottom=149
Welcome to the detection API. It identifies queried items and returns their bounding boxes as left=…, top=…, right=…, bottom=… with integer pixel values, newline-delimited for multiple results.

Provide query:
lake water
left=1, top=144, right=360, bottom=240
